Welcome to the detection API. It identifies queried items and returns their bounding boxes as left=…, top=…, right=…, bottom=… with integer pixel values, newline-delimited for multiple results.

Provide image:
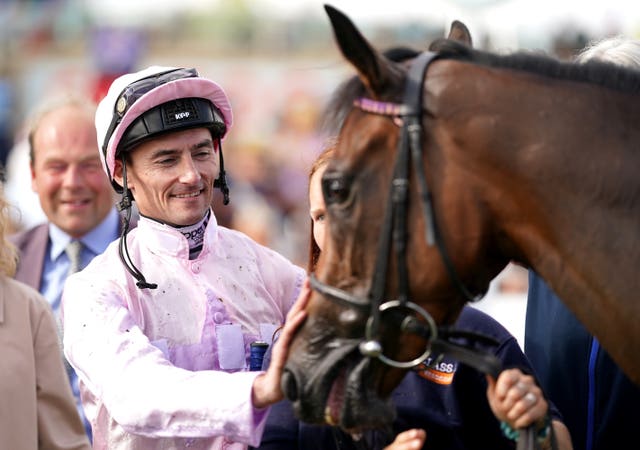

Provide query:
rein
left=310, top=51, right=555, bottom=450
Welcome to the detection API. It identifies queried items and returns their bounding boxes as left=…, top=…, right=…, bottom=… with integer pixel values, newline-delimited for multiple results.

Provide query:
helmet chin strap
left=117, top=154, right=157, bottom=290
left=213, top=138, right=230, bottom=205
left=116, top=138, right=227, bottom=290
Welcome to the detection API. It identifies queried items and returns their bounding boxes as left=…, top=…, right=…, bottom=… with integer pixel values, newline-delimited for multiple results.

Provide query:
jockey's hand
left=252, top=281, right=309, bottom=409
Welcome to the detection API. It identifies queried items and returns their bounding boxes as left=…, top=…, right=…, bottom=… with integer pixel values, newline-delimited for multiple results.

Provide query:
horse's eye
left=322, top=174, right=350, bottom=205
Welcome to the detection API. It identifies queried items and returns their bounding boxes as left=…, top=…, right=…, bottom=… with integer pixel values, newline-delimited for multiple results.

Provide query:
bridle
left=309, top=51, right=556, bottom=450
left=310, top=51, right=490, bottom=370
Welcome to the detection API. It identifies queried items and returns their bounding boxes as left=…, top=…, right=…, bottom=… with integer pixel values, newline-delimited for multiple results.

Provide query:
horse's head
left=283, top=5, right=503, bottom=432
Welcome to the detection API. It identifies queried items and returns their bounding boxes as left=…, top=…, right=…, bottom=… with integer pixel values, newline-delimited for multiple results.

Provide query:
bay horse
left=282, top=3, right=640, bottom=435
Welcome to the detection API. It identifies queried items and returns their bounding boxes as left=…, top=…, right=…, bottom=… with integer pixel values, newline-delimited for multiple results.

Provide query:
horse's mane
left=435, top=39, right=640, bottom=93
left=323, top=40, right=640, bottom=134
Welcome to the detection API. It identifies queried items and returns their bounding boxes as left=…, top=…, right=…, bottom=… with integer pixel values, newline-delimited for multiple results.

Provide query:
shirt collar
left=48, top=208, right=120, bottom=260
left=137, top=208, right=219, bottom=257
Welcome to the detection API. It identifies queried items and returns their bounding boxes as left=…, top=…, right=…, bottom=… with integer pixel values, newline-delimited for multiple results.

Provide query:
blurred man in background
left=10, top=95, right=122, bottom=442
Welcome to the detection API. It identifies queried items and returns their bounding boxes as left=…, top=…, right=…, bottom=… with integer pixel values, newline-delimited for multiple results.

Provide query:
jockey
left=61, top=66, right=309, bottom=450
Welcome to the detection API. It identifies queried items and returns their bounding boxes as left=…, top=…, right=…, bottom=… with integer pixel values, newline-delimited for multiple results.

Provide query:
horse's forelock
left=321, top=75, right=368, bottom=136
left=321, top=62, right=409, bottom=137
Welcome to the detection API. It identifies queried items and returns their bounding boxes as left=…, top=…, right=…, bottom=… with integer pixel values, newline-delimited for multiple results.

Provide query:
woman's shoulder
left=455, top=306, right=512, bottom=337
left=0, top=275, right=52, bottom=317
left=456, top=305, right=507, bottom=331
left=1, top=275, right=45, bottom=301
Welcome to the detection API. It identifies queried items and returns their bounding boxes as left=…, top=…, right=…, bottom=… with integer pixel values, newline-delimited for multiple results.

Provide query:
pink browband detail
left=353, top=98, right=406, bottom=116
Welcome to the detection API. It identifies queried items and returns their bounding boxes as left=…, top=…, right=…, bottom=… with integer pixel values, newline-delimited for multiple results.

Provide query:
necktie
left=65, top=240, right=83, bottom=275
left=61, top=241, right=84, bottom=381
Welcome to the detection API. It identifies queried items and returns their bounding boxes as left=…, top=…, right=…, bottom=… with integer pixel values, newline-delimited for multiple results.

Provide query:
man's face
left=31, top=105, right=115, bottom=238
left=117, top=127, right=218, bottom=227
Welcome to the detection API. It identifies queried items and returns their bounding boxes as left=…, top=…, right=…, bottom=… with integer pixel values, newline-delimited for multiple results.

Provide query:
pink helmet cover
left=95, top=66, right=233, bottom=182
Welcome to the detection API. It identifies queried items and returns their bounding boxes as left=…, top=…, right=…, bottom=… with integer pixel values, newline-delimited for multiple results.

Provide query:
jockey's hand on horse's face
left=252, top=281, right=310, bottom=409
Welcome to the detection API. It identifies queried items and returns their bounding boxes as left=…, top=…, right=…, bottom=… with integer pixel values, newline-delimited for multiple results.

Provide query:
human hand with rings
left=486, top=368, right=549, bottom=433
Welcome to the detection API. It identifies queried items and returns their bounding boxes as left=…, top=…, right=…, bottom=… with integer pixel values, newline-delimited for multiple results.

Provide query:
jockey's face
left=116, top=127, right=218, bottom=226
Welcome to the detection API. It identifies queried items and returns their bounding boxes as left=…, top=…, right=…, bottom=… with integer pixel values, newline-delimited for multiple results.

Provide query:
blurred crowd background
left=1, top=0, right=638, bottom=321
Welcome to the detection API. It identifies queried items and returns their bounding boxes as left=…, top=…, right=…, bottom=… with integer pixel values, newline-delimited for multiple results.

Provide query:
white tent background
left=86, top=0, right=640, bottom=50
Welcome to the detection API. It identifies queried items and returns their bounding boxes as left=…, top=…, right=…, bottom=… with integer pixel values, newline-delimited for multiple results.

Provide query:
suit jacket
left=10, top=223, right=49, bottom=289
left=10, top=210, right=131, bottom=290
left=0, top=275, right=91, bottom=450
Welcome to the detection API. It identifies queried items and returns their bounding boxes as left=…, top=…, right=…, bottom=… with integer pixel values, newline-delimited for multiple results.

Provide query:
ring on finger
left=524, top=392, right=537, bottom=405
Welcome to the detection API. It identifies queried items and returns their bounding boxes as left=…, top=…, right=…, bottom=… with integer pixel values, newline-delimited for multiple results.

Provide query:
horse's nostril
left=281, top=369, right=299, bottom=402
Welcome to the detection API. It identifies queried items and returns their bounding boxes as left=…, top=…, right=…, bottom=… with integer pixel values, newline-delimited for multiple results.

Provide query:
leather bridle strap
left=312, top=50, right=554, bottom=450
left=365, top=51, right=438, bottom=343
left=401, top=51, right=551, bottom=450
left=361, top=51, right=551, bottom=450
left=404, top=54, right=483, bottom=304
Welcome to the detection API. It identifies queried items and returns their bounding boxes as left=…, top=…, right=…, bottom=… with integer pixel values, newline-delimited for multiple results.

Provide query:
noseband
left=309, top=51, right=556, bottom=450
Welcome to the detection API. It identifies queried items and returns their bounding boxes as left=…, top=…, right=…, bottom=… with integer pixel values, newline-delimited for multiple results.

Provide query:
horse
left=282, top=3, right=640, bottom=435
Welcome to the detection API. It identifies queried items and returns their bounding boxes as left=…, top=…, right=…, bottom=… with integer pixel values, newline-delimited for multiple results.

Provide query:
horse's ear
left=429, top=20, right=473, bottom=52
left=447, top=20, right=472, bottom=46
left=324, top=4, right=396, bottom=96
